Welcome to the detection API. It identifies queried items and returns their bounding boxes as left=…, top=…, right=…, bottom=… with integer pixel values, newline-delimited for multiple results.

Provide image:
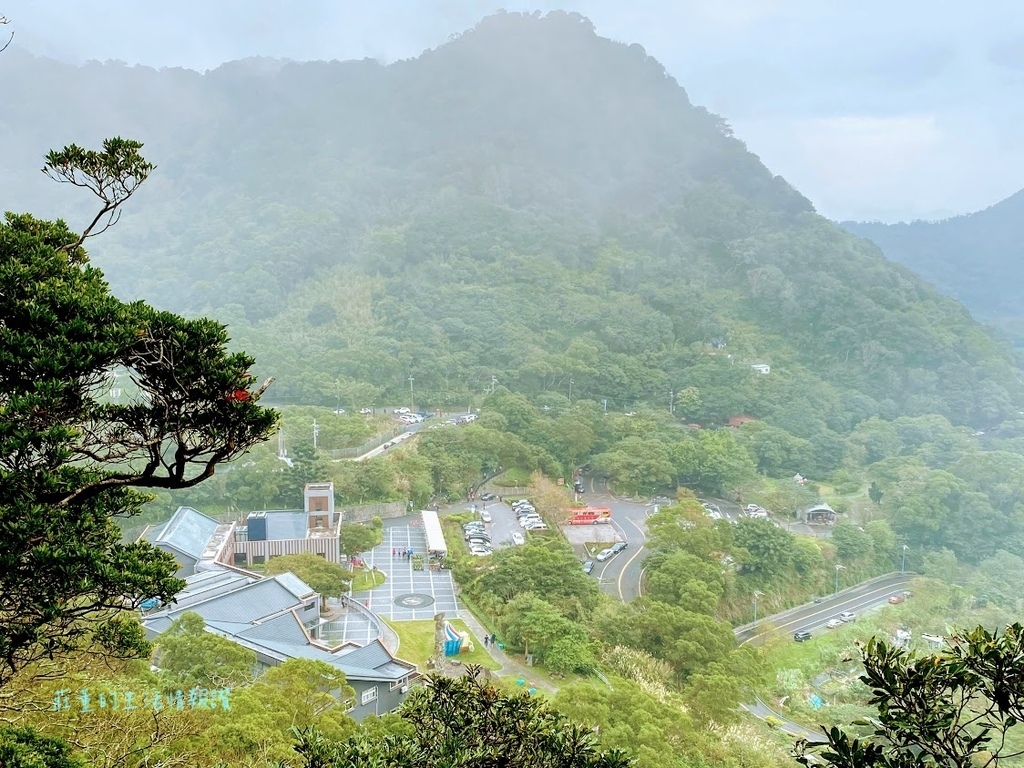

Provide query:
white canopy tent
left=421, top=510, right=448, bottom=556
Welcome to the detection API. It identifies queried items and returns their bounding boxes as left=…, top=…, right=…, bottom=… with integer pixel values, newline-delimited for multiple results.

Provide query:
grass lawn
left=385, top=618, right=501, bottom=671
left=350, top=568, right=386, bottom=592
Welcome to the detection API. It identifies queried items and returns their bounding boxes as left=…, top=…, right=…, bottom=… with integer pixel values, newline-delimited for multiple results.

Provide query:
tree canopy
left=0, top=138, right=277, bottom=688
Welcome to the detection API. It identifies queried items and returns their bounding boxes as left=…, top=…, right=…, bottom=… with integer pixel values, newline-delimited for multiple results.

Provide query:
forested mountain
left=842, top=190, right=1024, bottom=347
left=2, top=10, right=1021, bottom=432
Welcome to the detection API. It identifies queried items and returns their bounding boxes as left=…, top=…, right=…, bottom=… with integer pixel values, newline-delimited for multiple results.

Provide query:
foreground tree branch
left=0, top=139, right=278, bottom=690
left=795, top=624, right=1024, bottom=768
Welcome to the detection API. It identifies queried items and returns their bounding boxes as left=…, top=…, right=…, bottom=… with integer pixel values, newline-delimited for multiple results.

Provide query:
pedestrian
left=392, top=548, right=396, bottom=557
left=483, top=635, right=489, bottom=648
left=490, top=633, right=497, bottom=646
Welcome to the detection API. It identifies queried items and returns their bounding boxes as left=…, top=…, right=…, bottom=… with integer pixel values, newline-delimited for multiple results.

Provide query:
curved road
left=734, top=572, right=916, bottom=744
left=584, top=477, right=661, bottom=602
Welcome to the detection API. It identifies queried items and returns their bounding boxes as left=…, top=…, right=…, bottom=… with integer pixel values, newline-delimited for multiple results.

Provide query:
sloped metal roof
left=273, top=572, right=315, bottom=599
left=159, top=578, right=301, bottom=624
left=154, top=506, right=220, bottom=559
left=238, top=613, right=309, bottom=645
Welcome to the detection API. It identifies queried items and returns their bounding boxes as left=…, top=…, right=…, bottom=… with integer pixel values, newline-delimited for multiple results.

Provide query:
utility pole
left=602, top=398, right=607, bottom=413
left=490, top=375, right=497, bottom=394
left=408, top=376, right=415, bottom=412
left=834, top=563, right=845, bottom=596
left=569, top=379, right=574, bottom=403
left=753, top=591, right=764, bottom=627
left=669, top=390, right=674, bottom=414
left=312, top=419, right=319, bottom=451
left=277, top=427, right=287, bottom=459
left=336, top=379, right=341, bottom=412
left=901, top=545, right=909, bottom=574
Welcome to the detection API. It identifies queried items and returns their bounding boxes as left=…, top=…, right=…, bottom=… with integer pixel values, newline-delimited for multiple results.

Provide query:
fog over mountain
left=4, top=0, right=1024, bottom=222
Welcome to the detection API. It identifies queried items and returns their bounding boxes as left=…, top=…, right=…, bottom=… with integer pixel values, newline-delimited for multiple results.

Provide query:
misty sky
left=5, top=0, right=1024, bottom=222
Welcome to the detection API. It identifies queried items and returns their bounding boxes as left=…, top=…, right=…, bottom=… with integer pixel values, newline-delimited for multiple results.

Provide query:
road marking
left=617, top=544, right=646, bottom=602
left=739, top=579, right=914, bottom=645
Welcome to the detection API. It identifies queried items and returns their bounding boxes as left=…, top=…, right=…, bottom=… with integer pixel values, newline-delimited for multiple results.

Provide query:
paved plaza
left=351, top=523, right=462, bottom=622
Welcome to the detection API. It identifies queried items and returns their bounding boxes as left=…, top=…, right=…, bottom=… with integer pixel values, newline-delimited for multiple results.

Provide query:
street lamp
left=408, top=376, right=415, bottom=412
left=753, top=590, right=764, bottom=627
left=569, top=379, right=574, bottom=403
left=834, top=563, right=845, bottom=596
left=901, top=545, right=909, bottom=575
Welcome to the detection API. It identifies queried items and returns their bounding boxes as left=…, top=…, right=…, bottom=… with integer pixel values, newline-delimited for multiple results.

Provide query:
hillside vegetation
left=1, top=11, right=1021, bottom=432
left=843, top=189, right=1024, bottom=347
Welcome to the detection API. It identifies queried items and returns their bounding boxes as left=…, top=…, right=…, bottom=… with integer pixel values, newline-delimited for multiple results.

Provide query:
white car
left=480, top=510, right=492, bottom=523
left=511, top=532, right=525, bottom=545
left=839, top=612, right=857, bottom=623
left=595, top=548, right=615, bottom=561
left=359, top=408, right=373, bottom=415
left=826, top=618, right=843, bottom=629
left=333, top=408, right=346, bottom=414
left=396, top=407, right=411, bottom=414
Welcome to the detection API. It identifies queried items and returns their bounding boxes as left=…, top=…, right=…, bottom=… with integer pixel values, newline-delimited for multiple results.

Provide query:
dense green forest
left=843, top=189, right=1024, bottom=347
left=2, top=10, right=1021, bottom=431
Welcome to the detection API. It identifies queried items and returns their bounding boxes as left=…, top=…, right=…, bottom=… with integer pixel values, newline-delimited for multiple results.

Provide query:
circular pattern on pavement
left=394, top=593, right=435, bottom=608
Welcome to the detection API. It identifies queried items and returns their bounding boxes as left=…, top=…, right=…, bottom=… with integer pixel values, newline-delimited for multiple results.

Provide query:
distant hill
left=2, top=10, right=1021, bottom=432
left=842, top=190, right=1024, bottom=345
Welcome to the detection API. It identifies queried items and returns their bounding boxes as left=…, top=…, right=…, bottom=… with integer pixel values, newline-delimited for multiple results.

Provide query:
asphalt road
left=581, top=477, right=662, bottom=602
left=477, top=498, right=523, bottom=550
left=735, top=572, right=917, bottom=645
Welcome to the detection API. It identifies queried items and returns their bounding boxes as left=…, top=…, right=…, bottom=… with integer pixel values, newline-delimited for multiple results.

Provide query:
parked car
left=333, top=408, right=346, bottom=414
left=480, top=492, right=496, bottom=501
left=839, top=611, right=857, bottom=622
left=826, top=618, right=843, bottom=629
left=611, top=541, right=627, bottom=554
left=888, top=594, right=905, bottom=605
left=511, top=532, right=525, bottom=546
left=595, top=548, right=615, bottom=561
left=396, top=407, right=411, bottom=414
left=794, top=630, right=812, bottom=642
left=582, top=560, right=595, bottom=574
left=359, top=407, right=373, bottom=415
left=480, top=510, right=492, bottom=523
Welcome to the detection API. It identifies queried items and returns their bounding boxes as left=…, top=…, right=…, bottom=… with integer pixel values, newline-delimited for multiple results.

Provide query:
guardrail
left=733, top=571, right=915, bottom=636
left=322, top=426, right=410, bottom=460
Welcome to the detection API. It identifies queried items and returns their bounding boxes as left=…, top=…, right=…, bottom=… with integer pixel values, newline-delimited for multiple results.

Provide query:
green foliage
left=265, top=552, right=353, bottom=599
left=473, top=539, right=602, bottom=620
left=592, top=598, right=735, bottom=679
left=294, top=670, right=632, bottom=767
left=209, top=658, right=357, bottom=765
left=797, top=624, right=1024, bottom=767
left=0, top=727, right=82, bottom=768
left=337, top=523, right=384, bottom=559
left=644, top=550, right=725, bottom=615
left=830, top=524, right=874, bottom=563
left=843, top=196, right=1024, bottom=348
left=732, top=518, right=798, bottom=583
left=4, top=14, right=1018, bottom=438
left=152, top=612, right=257, bottom=689
left=0, top=140, right=277, bottom=690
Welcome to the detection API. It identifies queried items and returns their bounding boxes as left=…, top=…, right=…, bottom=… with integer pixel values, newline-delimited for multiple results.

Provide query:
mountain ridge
left=841, top=187, right=1024, bottom=345
left=1, top=10, right=1020, bottom=432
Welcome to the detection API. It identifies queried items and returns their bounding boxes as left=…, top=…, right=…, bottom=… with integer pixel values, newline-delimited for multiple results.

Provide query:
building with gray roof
left=142, top=565, right=417, bottom=720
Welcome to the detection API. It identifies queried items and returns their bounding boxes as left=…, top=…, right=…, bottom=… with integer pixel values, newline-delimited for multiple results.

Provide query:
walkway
left=352, top=525, right=460, bottom=621
left=455, top=609, right=558, bottom=695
